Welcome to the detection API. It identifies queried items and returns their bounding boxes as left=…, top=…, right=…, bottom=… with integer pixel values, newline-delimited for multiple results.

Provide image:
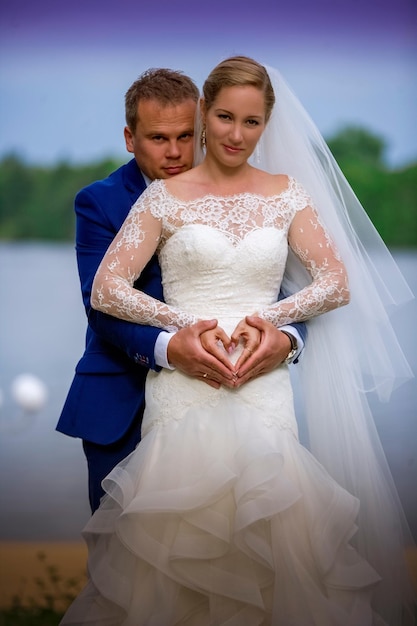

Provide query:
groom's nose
left=166, top=140, right=181, bottom=158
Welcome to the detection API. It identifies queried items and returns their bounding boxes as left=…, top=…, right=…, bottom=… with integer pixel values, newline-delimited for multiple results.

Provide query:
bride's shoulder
left=163, top=166, right=207, bottom=201
left=255, top=171, right=290, bottom=196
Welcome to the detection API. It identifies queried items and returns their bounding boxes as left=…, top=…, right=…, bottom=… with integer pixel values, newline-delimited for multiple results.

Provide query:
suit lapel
left=122, top=159, right=147, bottom=204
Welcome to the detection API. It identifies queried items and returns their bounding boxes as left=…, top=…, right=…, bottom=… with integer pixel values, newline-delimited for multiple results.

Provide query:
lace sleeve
left=258, top=201, right=350, bottom=326
left=91, top=191, right=197, bottom=332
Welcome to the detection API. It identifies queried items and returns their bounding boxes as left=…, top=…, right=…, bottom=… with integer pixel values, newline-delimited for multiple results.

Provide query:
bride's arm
left=258, top=203, right=350, bottom=327
left=91, top=204, right=197, bottom=332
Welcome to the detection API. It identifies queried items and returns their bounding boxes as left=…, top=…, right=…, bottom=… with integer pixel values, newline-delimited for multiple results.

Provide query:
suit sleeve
left=75, top=185, right=164, bottom=371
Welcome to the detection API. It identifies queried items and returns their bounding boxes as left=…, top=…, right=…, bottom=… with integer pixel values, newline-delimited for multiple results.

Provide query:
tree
left=327, top=126, right=387, bottom=168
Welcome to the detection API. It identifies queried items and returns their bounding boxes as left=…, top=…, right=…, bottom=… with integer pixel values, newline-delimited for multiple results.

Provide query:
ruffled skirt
left=61, top=366, right=386, bottom=625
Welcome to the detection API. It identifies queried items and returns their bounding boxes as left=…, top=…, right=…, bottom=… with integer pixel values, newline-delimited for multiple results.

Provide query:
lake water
left=0, top=243, right=416, bottom=541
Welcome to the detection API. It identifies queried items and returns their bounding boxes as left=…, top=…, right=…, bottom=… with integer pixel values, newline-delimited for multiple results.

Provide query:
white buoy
left=10, top=374, right=48, bottom=412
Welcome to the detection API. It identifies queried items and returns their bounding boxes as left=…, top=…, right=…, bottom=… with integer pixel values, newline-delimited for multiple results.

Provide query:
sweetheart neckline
left=161, top=224, right=286, bottom=249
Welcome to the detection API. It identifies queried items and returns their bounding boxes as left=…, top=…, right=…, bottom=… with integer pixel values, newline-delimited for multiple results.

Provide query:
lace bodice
left=92, top=177, right=349, bottom=331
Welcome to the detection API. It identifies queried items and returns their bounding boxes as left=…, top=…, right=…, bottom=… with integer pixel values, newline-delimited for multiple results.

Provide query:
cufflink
left=134, top=353, right=150, bottom=366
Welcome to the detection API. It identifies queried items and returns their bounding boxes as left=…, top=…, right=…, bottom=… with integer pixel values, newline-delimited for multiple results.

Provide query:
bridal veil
left=195, top=61, right=415, bottom=624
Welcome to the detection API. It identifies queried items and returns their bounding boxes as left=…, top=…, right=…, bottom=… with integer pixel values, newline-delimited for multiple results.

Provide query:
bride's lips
left=223, top=144, right=244, bottom=154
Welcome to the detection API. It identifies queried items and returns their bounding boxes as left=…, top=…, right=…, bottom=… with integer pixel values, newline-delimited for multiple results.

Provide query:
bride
left=61, top=56, right=415, bottom=625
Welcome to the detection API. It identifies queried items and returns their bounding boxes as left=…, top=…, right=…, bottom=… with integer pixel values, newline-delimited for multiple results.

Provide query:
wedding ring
left=203, top=373, right=208, bottom=378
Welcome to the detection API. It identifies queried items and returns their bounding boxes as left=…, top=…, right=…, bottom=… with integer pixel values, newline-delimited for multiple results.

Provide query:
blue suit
left=57, top=159, right=164, bottom=510
left=57, top=157, right=307, bottom=512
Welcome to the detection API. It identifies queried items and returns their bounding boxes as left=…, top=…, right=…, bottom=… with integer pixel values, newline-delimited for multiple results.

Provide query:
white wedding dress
left=61, top=179, right=395, bottom=625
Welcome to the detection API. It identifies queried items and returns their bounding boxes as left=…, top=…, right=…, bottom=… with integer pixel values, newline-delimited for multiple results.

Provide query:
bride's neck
left=198, top=160, right=253, bottom=192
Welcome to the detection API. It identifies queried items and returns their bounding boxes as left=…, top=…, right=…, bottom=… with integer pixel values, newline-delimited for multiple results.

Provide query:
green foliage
left=0, top=128, right=416, bottom=247
left=0, top=154, right=122, bottom=241
left=0, top=551, right=85, bottom=626
left=327, top=126, right=387, bottom=167
left=326, top=126, right=417, bottom=248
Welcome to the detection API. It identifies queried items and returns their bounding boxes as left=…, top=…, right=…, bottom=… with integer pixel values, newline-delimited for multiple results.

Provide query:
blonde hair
left=202, top=56, right=275, bottom=122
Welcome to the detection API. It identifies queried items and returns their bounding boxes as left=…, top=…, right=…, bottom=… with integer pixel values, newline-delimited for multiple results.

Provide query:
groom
left=57, top=68, right=305, bottom=512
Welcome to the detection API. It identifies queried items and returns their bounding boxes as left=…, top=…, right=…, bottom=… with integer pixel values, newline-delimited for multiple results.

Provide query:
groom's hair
left=125, top=68, right=199, bottom=132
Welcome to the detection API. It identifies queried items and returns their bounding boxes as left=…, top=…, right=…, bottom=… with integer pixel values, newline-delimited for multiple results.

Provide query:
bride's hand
left=200, top=325, right=235, bottom=371
left=230, top=318, right=261, bottom=370
left=167, top=320, right=235, bottom=389
left=233, top=316, right=294, bottom=388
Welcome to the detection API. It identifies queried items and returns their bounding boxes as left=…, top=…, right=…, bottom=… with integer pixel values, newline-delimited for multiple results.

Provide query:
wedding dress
left=61, top=178, right=406, bottom=626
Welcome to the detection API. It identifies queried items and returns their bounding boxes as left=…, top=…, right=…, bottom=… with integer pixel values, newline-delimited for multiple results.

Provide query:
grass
left=0, top=551, right=85, bottom=626
left=1, top=548, right=415, bottom=625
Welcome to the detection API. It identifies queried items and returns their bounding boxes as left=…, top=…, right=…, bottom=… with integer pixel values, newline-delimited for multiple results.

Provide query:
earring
left=254, top=142, right=260, bottom=164
left=201, top=127, right=206, bottom=149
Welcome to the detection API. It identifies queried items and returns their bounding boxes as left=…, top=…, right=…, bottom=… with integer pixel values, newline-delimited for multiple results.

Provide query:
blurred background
left=0, top=0, right=416, bottom=615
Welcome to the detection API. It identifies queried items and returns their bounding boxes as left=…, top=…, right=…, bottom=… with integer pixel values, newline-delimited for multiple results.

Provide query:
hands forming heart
left=200, top=317, right=262, bottom=373
left=168, top=317, right=293, bottom=390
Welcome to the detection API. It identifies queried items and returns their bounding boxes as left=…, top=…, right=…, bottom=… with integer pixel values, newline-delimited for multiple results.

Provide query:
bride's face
left=203, top=85, right=266, bottom=167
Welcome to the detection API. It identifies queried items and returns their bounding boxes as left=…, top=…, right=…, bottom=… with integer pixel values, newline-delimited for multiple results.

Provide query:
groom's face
left=124, top=98, right=196, bottom=181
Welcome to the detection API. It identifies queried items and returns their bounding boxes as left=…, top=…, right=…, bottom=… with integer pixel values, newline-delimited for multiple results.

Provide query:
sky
left=1, top=0, right=416, bottom=167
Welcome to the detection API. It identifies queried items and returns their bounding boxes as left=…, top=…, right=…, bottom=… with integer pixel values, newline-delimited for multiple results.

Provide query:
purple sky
left=1, top=0, right=416, bottom=165
left=2, top=0, right=415, bottom=36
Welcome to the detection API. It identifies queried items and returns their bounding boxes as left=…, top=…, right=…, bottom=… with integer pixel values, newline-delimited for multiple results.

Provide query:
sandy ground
left=0, top=541, right=416, bottom=610
left=0, top=541, right=88, bottom=610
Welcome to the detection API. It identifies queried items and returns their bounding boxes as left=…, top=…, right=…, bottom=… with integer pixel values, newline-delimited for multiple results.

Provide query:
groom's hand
left=233, top=316, right=292, bottom=387
left=167, top=320, right=235, bottom=389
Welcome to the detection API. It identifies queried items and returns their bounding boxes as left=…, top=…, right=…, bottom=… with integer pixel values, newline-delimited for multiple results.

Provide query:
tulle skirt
left=61, top=366, right=392, bottom=625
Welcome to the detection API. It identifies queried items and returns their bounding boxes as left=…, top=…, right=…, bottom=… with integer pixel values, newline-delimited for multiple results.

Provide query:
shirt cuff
left=154, top=331, right=176, bottom=370
left=279, top=325, right=304, bottom=362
